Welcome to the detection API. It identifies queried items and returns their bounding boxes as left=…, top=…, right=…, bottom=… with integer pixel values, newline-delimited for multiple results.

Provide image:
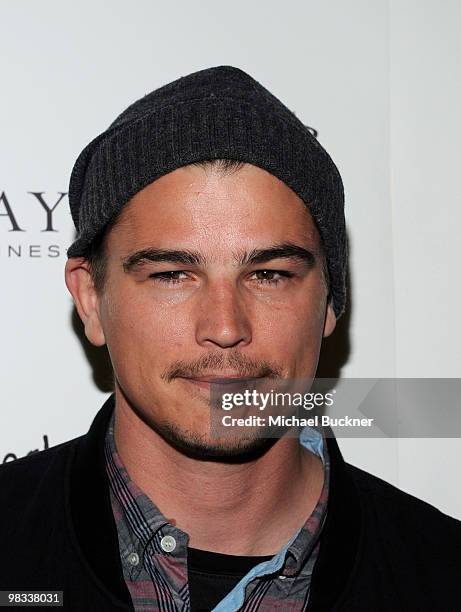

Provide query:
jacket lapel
left=307, top=429, right=362, bottom=610
left=66, top=393, right=133, bottom=608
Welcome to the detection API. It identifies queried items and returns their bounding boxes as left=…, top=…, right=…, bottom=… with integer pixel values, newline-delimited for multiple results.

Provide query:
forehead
left=104, top=163, right=321, bottom=255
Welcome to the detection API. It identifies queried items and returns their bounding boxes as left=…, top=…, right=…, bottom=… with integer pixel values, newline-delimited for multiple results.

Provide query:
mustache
left=161, top=352, right=283, bottom=383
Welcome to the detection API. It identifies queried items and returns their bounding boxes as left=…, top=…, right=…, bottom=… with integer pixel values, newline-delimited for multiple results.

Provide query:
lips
left=183, top=375, right=261, bottom=384
left=178, top=375, right=263, bottom=390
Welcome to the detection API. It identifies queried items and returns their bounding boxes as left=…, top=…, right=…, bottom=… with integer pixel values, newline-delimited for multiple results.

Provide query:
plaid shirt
left=104, top=408, right=330, bottom=612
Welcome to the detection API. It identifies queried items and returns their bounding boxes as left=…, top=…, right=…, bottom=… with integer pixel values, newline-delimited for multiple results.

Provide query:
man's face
left=67, top=163, right=336, bottom=457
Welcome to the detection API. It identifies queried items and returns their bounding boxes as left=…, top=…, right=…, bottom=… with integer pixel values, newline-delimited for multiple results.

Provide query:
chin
left=154, top=420, right=279, bottom=463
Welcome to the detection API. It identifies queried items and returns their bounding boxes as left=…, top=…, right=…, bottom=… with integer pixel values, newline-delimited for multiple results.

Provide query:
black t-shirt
left=187, top=545, right=274, bottom=612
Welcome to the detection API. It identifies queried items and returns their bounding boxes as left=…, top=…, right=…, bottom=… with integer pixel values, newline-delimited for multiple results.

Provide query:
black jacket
left=1, top=393, right=460, bottom=611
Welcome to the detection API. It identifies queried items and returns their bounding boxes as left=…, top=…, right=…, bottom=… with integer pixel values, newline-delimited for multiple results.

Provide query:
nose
left=195, top=280, right=252, bottom=349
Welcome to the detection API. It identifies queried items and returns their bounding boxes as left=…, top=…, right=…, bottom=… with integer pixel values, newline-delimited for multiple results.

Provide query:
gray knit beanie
left=67, top=65, right=347, bottom=318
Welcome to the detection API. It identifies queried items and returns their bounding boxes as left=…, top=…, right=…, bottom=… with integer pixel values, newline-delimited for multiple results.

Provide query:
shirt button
left=128, top=552, right=139, bottom=566
left=160, top=535, right=177, bottom=553
left=278, top=575, right=287, bottom=580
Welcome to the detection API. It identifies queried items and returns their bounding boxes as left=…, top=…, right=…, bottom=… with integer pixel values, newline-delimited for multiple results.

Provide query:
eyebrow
left=121, top=242, right=317, bottom=273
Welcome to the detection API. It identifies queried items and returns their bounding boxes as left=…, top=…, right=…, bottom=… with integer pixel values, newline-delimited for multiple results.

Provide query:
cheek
left=100, top=290, right=192, bottom=359
left=255, top=295, right=325, bottom=361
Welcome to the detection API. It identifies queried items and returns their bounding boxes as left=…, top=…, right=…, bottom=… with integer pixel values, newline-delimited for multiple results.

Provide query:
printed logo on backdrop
left=0, top=191, right=68, bottom=258
left=304, top=125, right=318, bottom=137
left=2, top=435, right=50, bottom=464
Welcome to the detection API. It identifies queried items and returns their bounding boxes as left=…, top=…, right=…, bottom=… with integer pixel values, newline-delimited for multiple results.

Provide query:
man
left=0, top=66, right=460, bottom=612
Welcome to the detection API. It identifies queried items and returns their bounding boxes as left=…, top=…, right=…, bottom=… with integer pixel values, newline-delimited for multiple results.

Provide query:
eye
left=250, top=270, right=294, bottom=285
left=147, top=269, right=294, bottom=287
left=148, top=271, right=189, bottom=284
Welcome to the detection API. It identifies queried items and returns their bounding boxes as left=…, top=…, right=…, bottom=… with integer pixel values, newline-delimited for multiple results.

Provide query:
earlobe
left=323, top=302, right=336, bottom=338
left=64, top=258, right=106, bottom=347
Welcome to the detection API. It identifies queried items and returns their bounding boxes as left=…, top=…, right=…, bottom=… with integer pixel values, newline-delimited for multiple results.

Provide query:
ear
left=64, top=257, right=106, bottom=347
left=323, top=302, right=336, bottom=338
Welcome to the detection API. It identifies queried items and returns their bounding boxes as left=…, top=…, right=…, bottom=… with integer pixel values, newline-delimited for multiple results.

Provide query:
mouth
left=179, top=375, right=263, bottom=389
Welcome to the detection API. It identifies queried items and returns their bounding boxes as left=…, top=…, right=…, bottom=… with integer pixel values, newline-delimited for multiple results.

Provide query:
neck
left=113, top=390, right=324, bottom=556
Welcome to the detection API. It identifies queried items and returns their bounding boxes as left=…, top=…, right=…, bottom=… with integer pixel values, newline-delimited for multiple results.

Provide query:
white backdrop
left=1, top=0, right=460, bottom=518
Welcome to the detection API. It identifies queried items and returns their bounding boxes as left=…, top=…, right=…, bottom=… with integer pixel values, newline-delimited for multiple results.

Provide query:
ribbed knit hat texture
left=67, top=65, right=347, bottom=318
